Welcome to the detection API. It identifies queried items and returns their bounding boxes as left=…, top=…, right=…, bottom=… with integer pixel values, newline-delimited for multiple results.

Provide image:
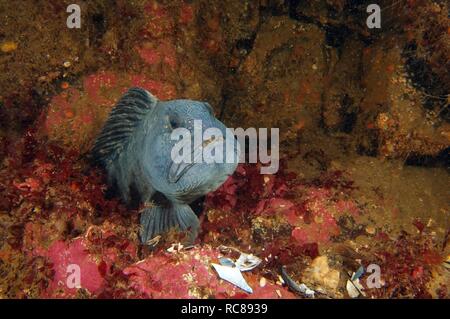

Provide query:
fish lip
left=168, top=142, right=202, bottom=184
left=168, top=137, right=228, bottom=184
left=168, top=161, right=195, bottom=184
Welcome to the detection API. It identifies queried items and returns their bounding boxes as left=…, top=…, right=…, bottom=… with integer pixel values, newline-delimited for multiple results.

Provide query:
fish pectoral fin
left=139, top=203, right=199, bottom=245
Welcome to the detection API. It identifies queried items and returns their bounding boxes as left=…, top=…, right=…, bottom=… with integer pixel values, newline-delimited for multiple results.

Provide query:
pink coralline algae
left=83, top=71, right=119, bottom=105
left=42, top=71, right=177, bottom=153
left=37, top=238, right=105, bottom=297
left=179, top=4, right=195, bottom=25
left=203, top=163, right=361, bottom=249
left=129, top=74, right=176, bottom=100
left=123, top=246, right=295, bottom=299
left=136, top=39, right=177, bottom=70
left=143, top=1, right=174, bottom=39
left=287, top=186, right=360, bottom=245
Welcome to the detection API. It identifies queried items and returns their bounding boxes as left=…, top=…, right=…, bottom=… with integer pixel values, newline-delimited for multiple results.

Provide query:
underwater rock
left=38, top=238, right=105, bottom=298
left=41, top=71, right=177, bottom=153
left=224, top=16, right=326, bottom=142
left=251, top=214, right=292, bottom=244
left=139, top=0, right=224, bottom=105
left=41, top=2, right=227, bottom=155
left=321, top=37, right=364, bottom=132
left=302, top=255, right=341, bottom=297
left=123, top=252, right=218, bottom=299
left=288, top=185, right=360, bottom=246
left=359, top=40, right=449, bottom=159
left=0, top=1, right=148, bottom=135
left=401, top=1, right=449, bottom=111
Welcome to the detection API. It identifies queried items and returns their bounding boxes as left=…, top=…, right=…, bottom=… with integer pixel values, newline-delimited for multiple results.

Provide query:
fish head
left=145, top=99, right=240, bottom=200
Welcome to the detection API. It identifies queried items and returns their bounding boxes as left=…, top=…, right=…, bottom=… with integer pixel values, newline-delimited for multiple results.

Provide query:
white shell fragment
left=166, top=242, right=184, bottom=253
left=346, top=271, right=366, bottom=298
left=235, top=253, right=262, bottom=271
left=280, top=266, right=315, bottom=298
left=346, top=279, right=360, bottom=298
left=219, top=257, right=235, bottom=267
left=296, top=283, right=316, bottom=298
left=211, top=263, right=253, bottom=293
left=259, top=277, right=267, bottom=287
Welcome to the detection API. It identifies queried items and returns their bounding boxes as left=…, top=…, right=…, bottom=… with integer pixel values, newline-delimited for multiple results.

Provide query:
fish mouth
left=168, top=161, right=195, bottom=184
left=168, top=136, right=223, bottom=184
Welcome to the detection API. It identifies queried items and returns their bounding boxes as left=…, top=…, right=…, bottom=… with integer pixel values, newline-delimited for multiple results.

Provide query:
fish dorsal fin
left=91, top=87, right=158, bottom=166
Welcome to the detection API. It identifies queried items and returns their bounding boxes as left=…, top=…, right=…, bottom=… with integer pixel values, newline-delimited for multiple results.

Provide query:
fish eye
left=169, top=116, right=180, bottom=129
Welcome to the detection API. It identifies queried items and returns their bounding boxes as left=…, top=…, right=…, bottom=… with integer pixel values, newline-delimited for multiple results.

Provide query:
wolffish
left=91, top=88, right=239, bottom=244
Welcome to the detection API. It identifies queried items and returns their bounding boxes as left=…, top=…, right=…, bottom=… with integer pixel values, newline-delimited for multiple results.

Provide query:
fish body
left=92, top=88, right=239, bottom=244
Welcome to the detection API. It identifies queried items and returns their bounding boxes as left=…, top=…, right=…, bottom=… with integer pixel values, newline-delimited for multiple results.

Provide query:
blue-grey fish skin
left=91, top=87, right=239, bottom=244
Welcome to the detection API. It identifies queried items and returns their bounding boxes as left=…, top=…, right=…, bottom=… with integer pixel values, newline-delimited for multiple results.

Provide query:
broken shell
left=259, top=277, right=267, bottom=287
left=346, top=279, right=360, bottom=298
left=235, top=253, right=261, bottom=271
left=211, top=263, right=253, bottom=294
